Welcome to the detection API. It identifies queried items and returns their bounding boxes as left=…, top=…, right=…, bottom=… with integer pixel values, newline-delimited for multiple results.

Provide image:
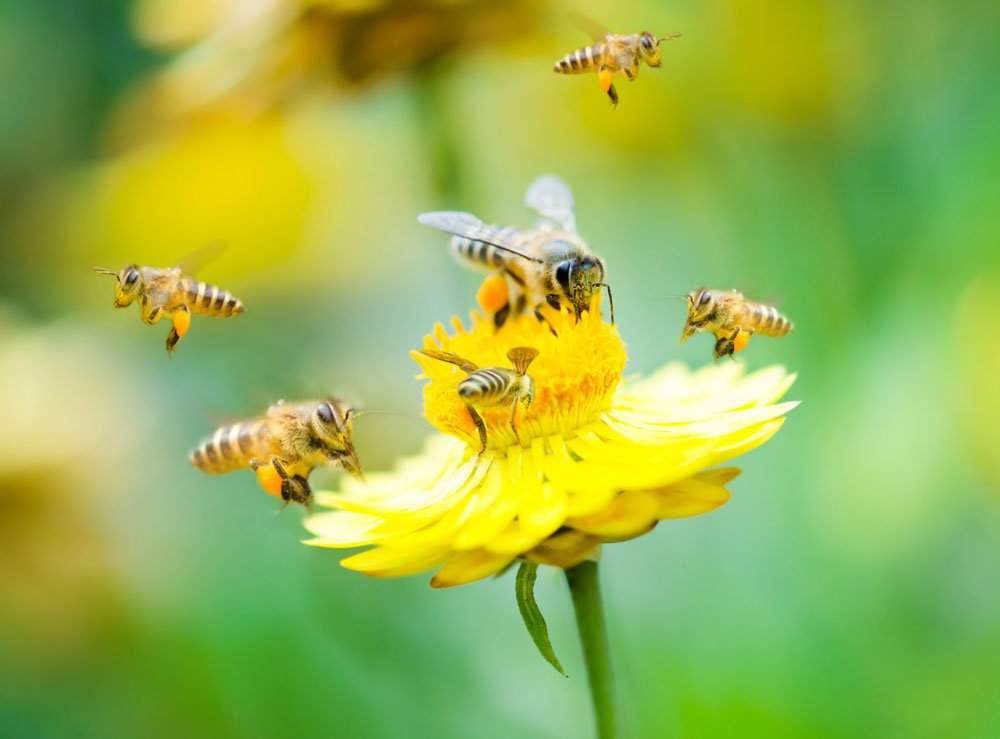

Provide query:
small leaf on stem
left=515, top=561, right=567, bottom=677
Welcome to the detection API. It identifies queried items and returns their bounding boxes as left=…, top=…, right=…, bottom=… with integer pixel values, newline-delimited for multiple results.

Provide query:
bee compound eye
left=124, top=270, right=139, bottom=286
left=641, top=36, right=654, bottom=50
left=699, top=292, right=712, bottom=306
left=555, top=262, right=572, bottom=290
left=316, top=402, right=335, bottom=425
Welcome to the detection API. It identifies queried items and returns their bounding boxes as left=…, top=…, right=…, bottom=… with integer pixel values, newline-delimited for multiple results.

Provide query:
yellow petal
left=339, top=545, right=450, bottom=578
left=430, top=550, right=516, bottom=588
left=567, top=490, right=660, bottom=540
left=652, top=472, right=735, bottom=519
left=527, top=530, right=600, bottom=568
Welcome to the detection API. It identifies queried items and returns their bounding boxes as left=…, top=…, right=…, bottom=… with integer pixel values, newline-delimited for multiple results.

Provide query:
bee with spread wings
left=418, top=175, right=613, bottom=328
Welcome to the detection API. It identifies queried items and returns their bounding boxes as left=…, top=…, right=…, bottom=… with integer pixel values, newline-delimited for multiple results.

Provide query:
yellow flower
left=305, top=302, right=797, bottom=587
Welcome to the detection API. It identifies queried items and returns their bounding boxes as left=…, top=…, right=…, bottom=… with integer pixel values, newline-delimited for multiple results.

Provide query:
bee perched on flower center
left=415, top=302, right=623, bottom=457
left=418, top=346, right=539, bottom=453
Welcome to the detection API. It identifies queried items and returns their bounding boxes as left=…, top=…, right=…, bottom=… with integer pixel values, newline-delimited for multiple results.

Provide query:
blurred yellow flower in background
left=306, top=304, right=797, bottom=587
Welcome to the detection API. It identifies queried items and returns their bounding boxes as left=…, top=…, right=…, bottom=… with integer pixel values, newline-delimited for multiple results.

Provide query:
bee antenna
left=350, top=409, right=403, bottom=419
left=596, top=283, right=615, bottom=325
left=94, top=267, right=119, bottom=279
left=660, top=33, right=681, bottom=41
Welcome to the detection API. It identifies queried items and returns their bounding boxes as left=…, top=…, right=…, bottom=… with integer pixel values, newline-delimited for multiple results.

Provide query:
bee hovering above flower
left=681, top=288, right=794, bottom=360
left=418, top=347, right=539, bottom=453
left=94, top=242, right=245, bottom=355
left=553, top=12, right=680, bottom=108
left=189, top=398, right=362, bottom=510
left=418, top=175, right=613, bottom=329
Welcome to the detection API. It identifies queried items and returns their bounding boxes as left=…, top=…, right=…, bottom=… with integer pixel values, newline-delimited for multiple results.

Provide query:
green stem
left=566, top=560, right=618, bottom=739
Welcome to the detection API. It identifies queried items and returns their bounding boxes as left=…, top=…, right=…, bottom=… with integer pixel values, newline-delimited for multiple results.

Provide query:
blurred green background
left=3, top=0, right=1000, bottom=737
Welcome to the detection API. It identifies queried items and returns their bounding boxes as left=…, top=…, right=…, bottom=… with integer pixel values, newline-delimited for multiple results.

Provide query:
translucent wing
left=569, top=11, right=613, bottom=41
left=418, top=348, right=479, bottom=374
left=524, top=175, right=577, bottom=233
left=417, top=211, right=543, bottom=263
left=174, top=240, right=228, bottom=276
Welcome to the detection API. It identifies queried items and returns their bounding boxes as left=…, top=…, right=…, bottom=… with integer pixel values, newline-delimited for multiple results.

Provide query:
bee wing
left=418, top=211, right=543, bottom=263
left=418, top=348, right=480, bottom=374
left=568, top=11, right=613, bottom=41
left=174, top=240, right=228, bottom=276
left=524, top=175, right=577, bottom=233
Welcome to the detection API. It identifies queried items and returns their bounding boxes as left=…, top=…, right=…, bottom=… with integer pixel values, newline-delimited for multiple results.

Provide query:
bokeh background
left=3, top=0, right=1000, bottom=736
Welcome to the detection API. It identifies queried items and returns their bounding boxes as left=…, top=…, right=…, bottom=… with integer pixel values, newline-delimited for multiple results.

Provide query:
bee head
left=638, top=32, right=662, bottom=66
left=681, top=288, right=715, bottom=342
left=95, top=264, right=141, bottom=307
left=311, top=399, right=362, bottom=479
left=555, top=256, right=606, bottom=317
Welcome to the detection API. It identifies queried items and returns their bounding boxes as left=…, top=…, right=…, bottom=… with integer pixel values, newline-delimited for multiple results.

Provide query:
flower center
left=414, top=301, right=626, bottom=452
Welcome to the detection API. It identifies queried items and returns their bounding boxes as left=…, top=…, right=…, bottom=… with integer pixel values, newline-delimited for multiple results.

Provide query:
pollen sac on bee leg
left=477, top=274, right=509, bottom=315
left=254, top=464, right=284, bottom=498
left=172, top=310, right=192, bottom=338
left=733, top=330, right=752, bottom=354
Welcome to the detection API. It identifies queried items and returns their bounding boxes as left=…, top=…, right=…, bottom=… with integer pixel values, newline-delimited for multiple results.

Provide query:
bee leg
left=509, top=396, right=524, bottom=447
left=493, top=302, right=511, bottom=329
left=140, top=298, right=161, bottom=325
left=466, top=405, right=488, bottom=455
left=165, top=306, right=191, bottom=354
left=280, top=475, right=312, bottom=508
left=533, top=304, right=558, bottom=337
left=287, top=475, right=312, bottom=511
left=713, top=329, right=739, bottom=361
left=265, top=457, right=309, bottom=507
left=598, top=66, right=618, bottom=109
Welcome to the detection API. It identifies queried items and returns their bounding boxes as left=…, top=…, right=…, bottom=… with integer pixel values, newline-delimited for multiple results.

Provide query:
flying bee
left=553, top=13, right=680, bottom=108
left=419, top=347, right=539, bottom=453
left=418, top=175, right=613, bottom=329
left=189, top=398, right=362, bottom=510
left=94, top=242, right=245, bottom=355
left=680, top=288, right=794, bottom=360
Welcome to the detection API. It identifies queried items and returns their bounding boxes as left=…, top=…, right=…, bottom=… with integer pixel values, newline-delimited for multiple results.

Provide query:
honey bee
left=419, top=347, right=539, bottom=453
left=189, top=398, right=361, bottom=509
left=418, top=175, right=613, bottom=328
left=681, top=288, right=794, bottom=360
left=94, top=242, right=245, bottom=355
left=553, top=13, right=680, bottom=108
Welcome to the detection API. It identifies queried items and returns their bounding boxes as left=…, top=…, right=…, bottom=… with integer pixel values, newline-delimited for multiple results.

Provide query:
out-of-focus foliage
left=2, top=0, right=1000, bottom=737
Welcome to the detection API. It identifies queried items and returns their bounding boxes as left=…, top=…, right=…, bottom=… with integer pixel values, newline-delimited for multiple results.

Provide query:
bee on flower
left=418, top=346, right=539, bottom=452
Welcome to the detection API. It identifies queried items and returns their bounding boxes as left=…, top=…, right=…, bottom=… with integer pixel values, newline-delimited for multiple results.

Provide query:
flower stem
left=566, top=560, right=618, bottom=739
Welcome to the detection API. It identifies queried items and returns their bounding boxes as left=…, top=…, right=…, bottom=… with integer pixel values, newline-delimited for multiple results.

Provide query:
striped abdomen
left=449, top=225, right=521, bottom=270
left=740, top=303, right=794, bottom=338
left=458, top=368, right=517, bottom=407
left=182, top=277, right=245, bottom=318
left=554, top=43, right=610, bottom=74
left=189, top=420, right=273, bottom=474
